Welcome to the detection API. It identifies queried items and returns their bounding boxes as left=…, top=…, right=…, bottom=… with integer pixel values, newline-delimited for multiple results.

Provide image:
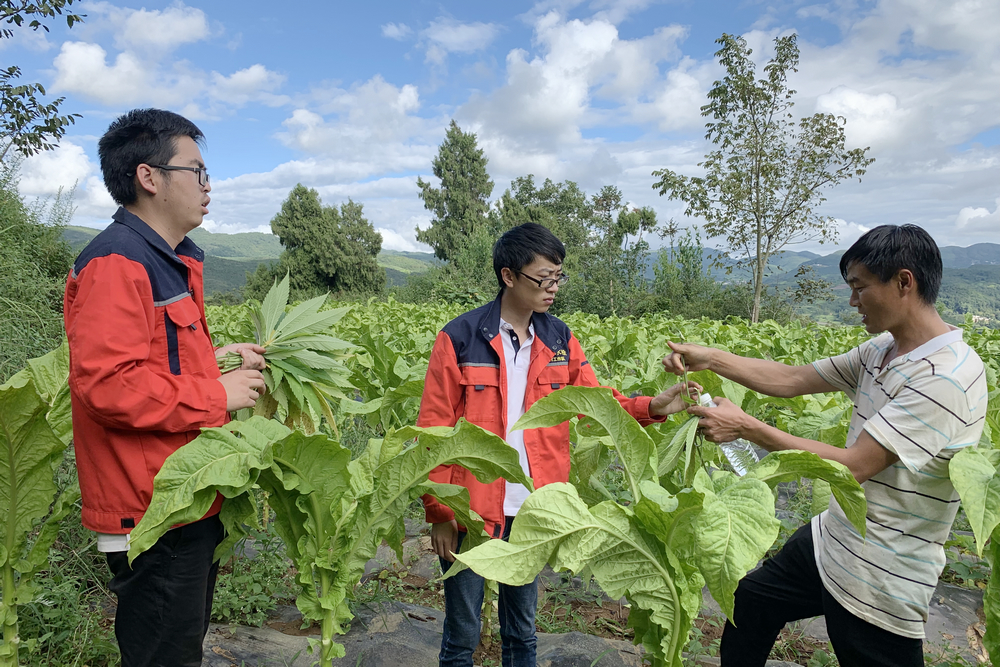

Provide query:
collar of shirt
left=499, top=317, right=535, bottom=358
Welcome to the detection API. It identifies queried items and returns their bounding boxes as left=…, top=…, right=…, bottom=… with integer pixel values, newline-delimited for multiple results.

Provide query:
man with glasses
left=418, top=223, right=699, bottom=667
left=65, top=109, right=266, bottom=667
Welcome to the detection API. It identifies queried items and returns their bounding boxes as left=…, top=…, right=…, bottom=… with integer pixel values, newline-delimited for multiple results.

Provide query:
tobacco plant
left=0, top=344, right=78, bottom=666
left=217, top=274, right=355, bottom=434
left=450, top=386, right=867, bottom=667
left=128, top=416, right=532, bottom=664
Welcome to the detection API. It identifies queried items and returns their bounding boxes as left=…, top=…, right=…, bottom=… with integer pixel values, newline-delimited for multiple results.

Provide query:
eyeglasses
left=148, top=164, right=210, bottom=187
left=517, top=271, right=569, bottom=289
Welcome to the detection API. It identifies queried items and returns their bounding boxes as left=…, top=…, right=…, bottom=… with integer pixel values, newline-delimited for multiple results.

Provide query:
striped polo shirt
left=811, top=327, right=987, bottom=638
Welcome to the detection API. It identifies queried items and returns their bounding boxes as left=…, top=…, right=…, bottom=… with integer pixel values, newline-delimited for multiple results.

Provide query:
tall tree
left=1, top=0, right=83, bottom=160
left=416, top=120, right=494, bottom=262
left=246, top=184, right=384, bottom=300
left=652, top=33, right=874, bottom=322
left=574, top=185, right=658, bottom=317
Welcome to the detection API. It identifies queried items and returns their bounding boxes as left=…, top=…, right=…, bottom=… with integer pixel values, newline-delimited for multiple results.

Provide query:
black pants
left=105, top=515, right=223, bottom=667
left=720, top=524, right=924, bottom=667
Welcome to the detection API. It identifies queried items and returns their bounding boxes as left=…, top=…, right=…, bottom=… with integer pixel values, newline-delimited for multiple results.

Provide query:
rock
left=536, top=631, right=642, bottom=666
left=405, top=517, right=431, bottom=537
left=686, top=660, right=801, bottom=667
left=363, top=536, right=433, bottom=577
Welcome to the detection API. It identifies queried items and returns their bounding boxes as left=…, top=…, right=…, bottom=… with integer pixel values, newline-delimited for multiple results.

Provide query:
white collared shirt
left=811, top=327, right=987, bottom=638
left=499, top=316, right=534, bottom=516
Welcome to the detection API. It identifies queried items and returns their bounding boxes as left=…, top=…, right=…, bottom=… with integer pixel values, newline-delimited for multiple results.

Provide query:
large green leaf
left=0, top=380, right=67, bottom=559
left=328, top=420, right=532, bottom=603
left=513, top=386, right=655, bottom=501
left=984, top=527, right=1000, bottom=664
left=128, top=417, right=289, bottom=563
left=746, top=450, right=867, bottom=537
left=1, top=342, right=72, bottom=445
left=949, top=447, right=1000, bottom=556
left=687, top=472, right=778, bottom=620
left=656, top=417, right=699, bottom=481
left=454, top=483, right=695, bottom=667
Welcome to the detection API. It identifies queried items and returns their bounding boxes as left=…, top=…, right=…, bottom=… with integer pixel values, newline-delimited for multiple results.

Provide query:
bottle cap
left=699, top=393, right=713, bottom=407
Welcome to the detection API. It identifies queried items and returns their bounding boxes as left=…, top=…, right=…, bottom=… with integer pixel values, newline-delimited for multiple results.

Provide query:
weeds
left=212, top=523, right=296, bottom=627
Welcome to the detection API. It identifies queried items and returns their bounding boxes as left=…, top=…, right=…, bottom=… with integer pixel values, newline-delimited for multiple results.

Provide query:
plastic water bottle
left=699, top=393, right=760, bottom=476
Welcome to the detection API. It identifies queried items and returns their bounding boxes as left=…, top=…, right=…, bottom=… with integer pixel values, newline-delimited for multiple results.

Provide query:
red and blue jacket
left=419, top=295, right=663, bottom=538
left=64, top=207, right=227, bottom=534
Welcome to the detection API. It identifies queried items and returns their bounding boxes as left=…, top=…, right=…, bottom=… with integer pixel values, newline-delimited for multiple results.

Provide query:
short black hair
left=839, top=224, right=942, bottom=304
left=98, top=109, right=204, bottom=206
left=493, top=223, right=566, bottom=290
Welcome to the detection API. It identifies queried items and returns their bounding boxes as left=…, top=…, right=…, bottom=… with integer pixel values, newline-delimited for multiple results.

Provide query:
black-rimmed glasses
left=149, top=164, right=210, bottom=187
left=517, top=271, right=569, bottom=289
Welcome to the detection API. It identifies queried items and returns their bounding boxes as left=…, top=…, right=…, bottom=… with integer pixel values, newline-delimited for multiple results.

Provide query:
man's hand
left=649, top=381, right=702, bottom=417
left=431, top=520, right=460, bottom=563
left=216, top=343, right=267, bottom=371
left=218, top=370, right=266, bottom=412
left=662, top=341, right=715, bottom=376
left=686, top=397, right=756, bottom=443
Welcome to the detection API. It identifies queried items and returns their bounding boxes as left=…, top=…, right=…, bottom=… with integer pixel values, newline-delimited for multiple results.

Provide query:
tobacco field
left=2, top=286, right=999, bottom=666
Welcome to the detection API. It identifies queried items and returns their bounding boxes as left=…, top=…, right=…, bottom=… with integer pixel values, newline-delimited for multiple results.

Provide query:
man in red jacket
left=65, top=109, right=266, bottom=667
left=418, top=223, right=698, bottom=667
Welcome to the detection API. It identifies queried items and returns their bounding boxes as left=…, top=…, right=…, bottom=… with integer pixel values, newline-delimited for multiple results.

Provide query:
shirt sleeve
left=417, top=330, right=463, bottom=524
left=812, top=343, right=865, bottom=402
left=66, top=254, right=228, bottom=432
left=863, top=372, right=975, bottom=472
left=567, top=333, right=664, bottom=425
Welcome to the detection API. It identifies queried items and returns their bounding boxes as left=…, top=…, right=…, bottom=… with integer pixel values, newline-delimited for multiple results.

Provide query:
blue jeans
left=439, top=517, right=538, bottom=667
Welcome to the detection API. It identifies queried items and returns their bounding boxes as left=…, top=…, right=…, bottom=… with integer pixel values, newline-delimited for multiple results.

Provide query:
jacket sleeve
left=418, top=331, right=464, bottom=524
left=567, top=333, right=665, bottom=427
left=66, top=254, right=229, bottom=432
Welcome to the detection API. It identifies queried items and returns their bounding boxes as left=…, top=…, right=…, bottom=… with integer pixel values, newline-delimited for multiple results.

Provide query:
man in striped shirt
left=663, top=224, right=988, bottom=667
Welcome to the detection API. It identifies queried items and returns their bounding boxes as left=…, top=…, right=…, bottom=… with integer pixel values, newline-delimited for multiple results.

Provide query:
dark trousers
left=105, top=514, right=223, bottom=667
left=439, top=517, right=539, bottom=667
left=720, top=524, right=924, bottom=667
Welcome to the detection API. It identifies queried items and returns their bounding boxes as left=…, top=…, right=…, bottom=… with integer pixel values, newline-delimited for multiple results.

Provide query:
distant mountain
left=62, top=226, right=439, bottom=294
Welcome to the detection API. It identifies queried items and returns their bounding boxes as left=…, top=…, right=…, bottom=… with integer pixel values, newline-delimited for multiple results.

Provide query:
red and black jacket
left=65, top=207, right=227, bottom=534
left=419, top=294, right=662, bottom=538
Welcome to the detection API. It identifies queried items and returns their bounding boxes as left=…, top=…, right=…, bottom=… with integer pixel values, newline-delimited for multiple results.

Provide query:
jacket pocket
left=536, top=366, right=570, bottom=396
left=164, top=297, right=213, bottom=376
left=459, top=366, right=501, bottom=423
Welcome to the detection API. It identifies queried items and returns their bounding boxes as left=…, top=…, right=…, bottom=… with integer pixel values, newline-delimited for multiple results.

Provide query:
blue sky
left=5, top=0, right=998, bottom=253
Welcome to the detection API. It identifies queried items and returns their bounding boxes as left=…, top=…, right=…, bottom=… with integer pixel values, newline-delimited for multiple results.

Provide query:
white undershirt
left=499, top=317, right=534, bottom=516
left=96, top=532, right=130, bottom=552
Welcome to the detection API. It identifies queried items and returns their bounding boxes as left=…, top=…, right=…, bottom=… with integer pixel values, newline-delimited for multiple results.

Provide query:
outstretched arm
left=689, top=398, right=898, bottom=483
left=662, top=341, right=836, bottom=399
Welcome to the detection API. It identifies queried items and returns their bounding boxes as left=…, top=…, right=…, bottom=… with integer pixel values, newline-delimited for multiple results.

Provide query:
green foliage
left=416, top=120, right=494, bottom=262
left=0, top=164, right=74, bottom=383
left=652, top=33, right=874, bottom=323
left=129, top=416, right=531, bottom=663
left=0, top=372, right=78, bottom=666
left=0, top=1, right=83, bottom=160
left=218, top=274, right=356, bottom=434
left=245, top=184, right=385, bottom=301
left=212, top=524, right=296, bottom=626
left=453, top=387, right=866, bottom=667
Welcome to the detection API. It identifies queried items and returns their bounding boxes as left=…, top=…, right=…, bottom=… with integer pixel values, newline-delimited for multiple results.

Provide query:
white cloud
left=377, top=226, right=424, bottom=252
left=18, top=140, right=117, bottom=226
left=815, top=87, right=910, bottom=150
left=274, top=76, right=438, bottom=181
left=210, top=64, right=289, bottom=107
left=200, top=218, right=271, bottom=234
left=381, top=23, right=412, bottom=40
left=421, top=18, right=500, bottom=64
left=85, top=1, right=210, bottom=54
left=52, top=41, right=195, bottom=106
left=956, top=199, right=1000, bottom=234
left=19, top=140, right=92, bottom=196
left=51, top=41, right=287, bottom=114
